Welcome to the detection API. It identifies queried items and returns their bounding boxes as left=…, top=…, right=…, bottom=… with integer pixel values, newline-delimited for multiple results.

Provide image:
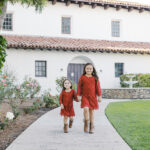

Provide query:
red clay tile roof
left=3, top=34, right=150, bottom=54
left=51, top=0, right=150, bottom=11
left=83, top=0, right=150, bottom=8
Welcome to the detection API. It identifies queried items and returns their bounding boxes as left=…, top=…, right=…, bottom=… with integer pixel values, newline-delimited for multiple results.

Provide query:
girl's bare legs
left=64, top=116, right=68, bottom=133
left=64, top=116, right=68, bottom=124
left=84, top=107, right=89, bottom=120
left=69, top=117, right=74, bottom=128
left=89, top=109, right=94, bottom=134
left=89, top=109, right=94, bottom=123
left=83, top=107, right=89, bottom=132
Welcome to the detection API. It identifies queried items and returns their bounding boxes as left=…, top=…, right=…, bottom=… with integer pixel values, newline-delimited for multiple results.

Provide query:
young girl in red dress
left=77, top=63, right=102, bottom=134
left=59, top=79, right=78, bottom=133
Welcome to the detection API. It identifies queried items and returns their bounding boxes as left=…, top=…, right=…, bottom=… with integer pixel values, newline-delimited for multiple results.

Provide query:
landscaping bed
left=0, top=101, right=57, bottom=150
left=105, top=100, right=150, bottom=150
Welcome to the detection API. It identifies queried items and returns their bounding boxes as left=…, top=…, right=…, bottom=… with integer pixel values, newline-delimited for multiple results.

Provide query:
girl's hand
left=98, top=96, right=102, bottom=103
left=61, top=104, right=64, bottom=109
left=77, top=96, right=82, bottom=102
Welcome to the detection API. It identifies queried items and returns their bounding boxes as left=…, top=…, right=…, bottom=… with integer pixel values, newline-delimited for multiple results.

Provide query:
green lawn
left=105, top=100, right=150, bottom=150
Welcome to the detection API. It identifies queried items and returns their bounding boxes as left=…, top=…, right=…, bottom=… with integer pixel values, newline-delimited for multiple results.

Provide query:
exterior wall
left=1, top=2, right=150, bottom=42
left=5, top=49, right=150, bottom=94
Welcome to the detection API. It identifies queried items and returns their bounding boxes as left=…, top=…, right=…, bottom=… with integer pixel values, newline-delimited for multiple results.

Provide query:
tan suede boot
left=84, top=120, right=89, bottom=133
left=64, top=124, right=68, bottom=133
left=89, top=122, right=94, bottom=134
left=69, top=119, right=73, bottom=128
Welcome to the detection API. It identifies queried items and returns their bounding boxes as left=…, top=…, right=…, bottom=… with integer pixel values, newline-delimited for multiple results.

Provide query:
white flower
left=6, top=112, right=15, bottom=120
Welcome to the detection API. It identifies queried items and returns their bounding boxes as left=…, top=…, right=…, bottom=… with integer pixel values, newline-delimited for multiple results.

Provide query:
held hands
left=77, top=96, right=82, bottom=102
left=61, top=104, right=64, bottom=109
left=98, top=96, right=102, bottom=103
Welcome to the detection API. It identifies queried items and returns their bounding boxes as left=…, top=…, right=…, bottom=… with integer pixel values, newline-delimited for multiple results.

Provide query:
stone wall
left=102, top=88, right=150, bottom=99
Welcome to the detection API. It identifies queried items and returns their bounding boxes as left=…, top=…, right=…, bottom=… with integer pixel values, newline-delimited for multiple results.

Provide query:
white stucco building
left=1, top=0, right=150, bottom=94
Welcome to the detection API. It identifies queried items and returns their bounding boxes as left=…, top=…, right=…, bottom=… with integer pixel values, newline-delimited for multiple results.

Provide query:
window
left=3, top=13, right=13, bottom=31
left=62, top=17, right=71, bottom=34
left=115, top=63, right=124, bottom=77
left=111, top=21, right=120, bottom=37
left=35, top=61, right=47, bottom=77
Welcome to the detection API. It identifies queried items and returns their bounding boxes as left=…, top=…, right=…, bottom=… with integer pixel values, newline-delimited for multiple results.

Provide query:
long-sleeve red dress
left=59, top=89, right=77, bottom=117
left=77, top=75, right=101, bottom=110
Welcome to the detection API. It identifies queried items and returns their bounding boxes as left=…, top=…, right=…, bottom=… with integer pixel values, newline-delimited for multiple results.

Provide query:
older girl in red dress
left=77, top=63, right=102, bottom=134
left=59, top=79, right=78, bottom=133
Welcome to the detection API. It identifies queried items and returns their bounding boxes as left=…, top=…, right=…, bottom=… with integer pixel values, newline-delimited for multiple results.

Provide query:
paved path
left=6, top=99, right=131, bottom=150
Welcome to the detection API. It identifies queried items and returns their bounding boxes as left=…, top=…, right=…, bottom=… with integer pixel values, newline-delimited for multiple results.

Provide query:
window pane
left=62, top=17, right=71, bottom=34
left=112, top=21, right=120, bottom=37
left=35, top=61, right=47, bottom=77
left=3, top=13, right=13, bottom=31
left=115, top=63, right=124, bottom=77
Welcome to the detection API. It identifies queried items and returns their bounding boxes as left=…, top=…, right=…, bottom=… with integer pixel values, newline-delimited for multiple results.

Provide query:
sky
left=119, top=0, right=150, bottom=4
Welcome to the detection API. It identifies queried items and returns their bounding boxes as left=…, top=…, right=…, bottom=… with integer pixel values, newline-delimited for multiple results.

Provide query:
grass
left=105, top=100, right=150, bottom=150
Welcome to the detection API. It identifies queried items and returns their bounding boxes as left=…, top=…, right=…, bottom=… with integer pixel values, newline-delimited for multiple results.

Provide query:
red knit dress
left=77, top=75, right=101, bottom=110
left=59, top=89, right=77, bottom=117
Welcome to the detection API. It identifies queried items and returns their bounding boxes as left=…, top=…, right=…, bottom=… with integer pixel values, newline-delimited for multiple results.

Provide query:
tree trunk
left=0, top=1, right=7, bottom=30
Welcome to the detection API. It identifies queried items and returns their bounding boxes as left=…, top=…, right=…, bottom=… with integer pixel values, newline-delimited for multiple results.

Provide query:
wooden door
left=67, top=63, right=85, bottom=84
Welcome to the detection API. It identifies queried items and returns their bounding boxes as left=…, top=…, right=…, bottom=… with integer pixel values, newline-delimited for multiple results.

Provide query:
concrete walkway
left=6, top=100, right=131, bottom=150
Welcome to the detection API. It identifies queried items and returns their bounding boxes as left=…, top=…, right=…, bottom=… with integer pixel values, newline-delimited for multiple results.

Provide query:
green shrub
left=138, top=74, right=150, bottom=87
left=42, top=90, right=59, bottom=108
left=16, top=76, right=41, bottom=101
left=33, top=98, right=43, bottom=109
left=0, top=120, right=8, bottom=130
left=56, top=76, right=66, bottom=93
left=23, top=99, right=43, bottom=114
left=0, top=36, right=7, bottom=70
left=23, top=107, right=35, bottom=114
left=0, top=69, right=16, bottom=101
left=12, top=105, right=20, bottom=119
left=120, top=73, right=150, bottom=87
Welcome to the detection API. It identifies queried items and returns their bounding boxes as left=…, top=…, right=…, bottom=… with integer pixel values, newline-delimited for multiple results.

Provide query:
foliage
left=72, top=81, right=77, bottom=90
left=0, top=112, right=14, bottom=130
left=17, top=76, right=41, bottom=101
left=105, top=100, right=150, bottom=150
left=0, top=0, right=49, bottom=72
left=56, top=76, right=67, bottom=93
left=0, top=119, right=8, bottom=130
left=33, top=98, right=43, bottom=108
left=0, top=36, right=7, bottom=71
left=120, top=73, right=150, bottom=88
left=0, top=0, right=48, bottom=12
left=0, top=69, right=41, bottom=102
left=23, top=98, right=43, bottom=114
left=0, top=68, right=42, bottom=120
left=137, top=74, right=150, bottom=87
left=0, top=69, right=16, bottom=101
left=11, top=105, right=20, bottom=119
left=41, top=90, right=59, bottom=108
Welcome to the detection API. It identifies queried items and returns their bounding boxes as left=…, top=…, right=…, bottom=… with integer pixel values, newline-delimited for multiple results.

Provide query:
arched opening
left=67, top=56, right=94, bottom=84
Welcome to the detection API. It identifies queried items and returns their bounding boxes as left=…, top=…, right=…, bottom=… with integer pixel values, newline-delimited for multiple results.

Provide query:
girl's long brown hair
left=62, top=79, right=72, bottom=90
left=82, top=63, right=99, bottom=81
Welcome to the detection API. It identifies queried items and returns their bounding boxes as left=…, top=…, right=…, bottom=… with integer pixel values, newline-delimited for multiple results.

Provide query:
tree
left=0, top=35, right=7, bottom=69
left=0, top=0, right=48, bottom=70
